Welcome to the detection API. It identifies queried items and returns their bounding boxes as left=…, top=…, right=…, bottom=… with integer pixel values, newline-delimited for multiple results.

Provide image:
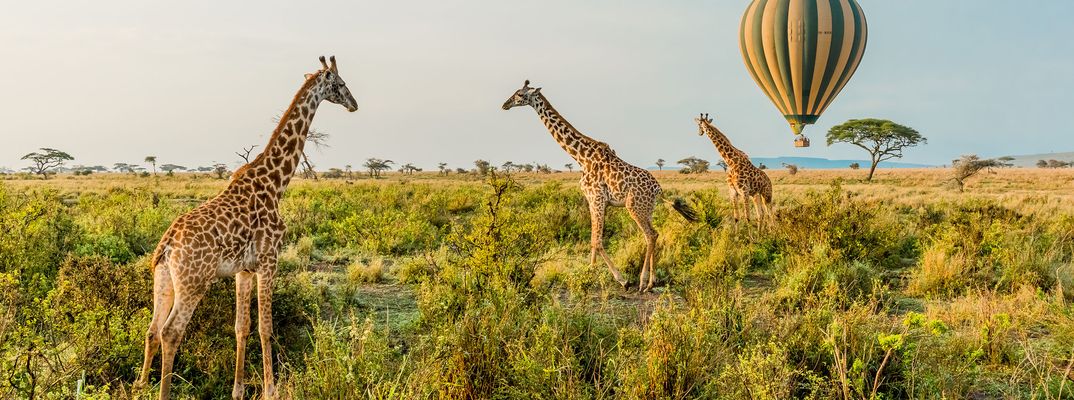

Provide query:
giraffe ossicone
left=134, top=56, right=358, bottom=400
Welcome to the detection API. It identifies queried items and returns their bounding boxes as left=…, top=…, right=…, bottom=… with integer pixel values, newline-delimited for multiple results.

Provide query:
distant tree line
left=1037, top=159, right=1071, bottom=168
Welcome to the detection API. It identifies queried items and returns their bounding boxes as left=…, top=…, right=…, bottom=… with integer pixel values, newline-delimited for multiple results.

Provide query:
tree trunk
left=867, top=157, right=879, bottom=181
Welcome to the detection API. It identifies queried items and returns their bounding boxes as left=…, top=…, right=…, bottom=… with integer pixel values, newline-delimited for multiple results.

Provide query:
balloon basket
left=793, top=136, right=810, bottom=148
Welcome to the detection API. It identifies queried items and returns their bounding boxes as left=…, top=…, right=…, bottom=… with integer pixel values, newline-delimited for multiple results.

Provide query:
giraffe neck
left=703, top=123, right=750, bottom=168
left=244, top=73, right=328, bottom=195
left=531, top=93, right=604, bottom=166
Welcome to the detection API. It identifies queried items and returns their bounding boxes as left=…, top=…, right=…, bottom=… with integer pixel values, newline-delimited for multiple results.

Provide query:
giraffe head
left=501, top=80, right=542, bottom=110
left=694, top=113, right=714, bottom=136
left=307, top=56, right=358, bottom=112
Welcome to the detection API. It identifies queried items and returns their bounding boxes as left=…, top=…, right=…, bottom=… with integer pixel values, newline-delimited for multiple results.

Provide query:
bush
left=347, top=257, right=388, bottom=285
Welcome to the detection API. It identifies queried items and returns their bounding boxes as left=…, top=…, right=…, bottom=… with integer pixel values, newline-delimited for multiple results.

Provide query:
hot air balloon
left=739, top=0, right=868, bottom=147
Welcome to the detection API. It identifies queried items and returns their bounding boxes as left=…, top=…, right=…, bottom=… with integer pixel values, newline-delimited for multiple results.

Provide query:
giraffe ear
left=304, top=73, right=314, bottom=80
left=532, top=87, right=542, bottom=94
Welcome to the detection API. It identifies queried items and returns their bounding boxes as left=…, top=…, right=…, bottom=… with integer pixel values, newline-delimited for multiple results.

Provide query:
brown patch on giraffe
left=282, top=138, right=297, bottom=154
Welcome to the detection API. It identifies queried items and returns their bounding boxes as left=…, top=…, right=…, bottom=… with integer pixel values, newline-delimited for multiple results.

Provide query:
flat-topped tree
left=827, top=119, right=926, bottom=181
left=135, top=56, right=358, bottom=400
left=160, top=164, right=186, bottom=175
left=364, top=158, right=393, bottom=178
left=502, top=80, right=697, bottom=293
left=677, top=157, right=710, bottom=174
left=21, top=148, right=73, bottom=179
left=113, top=162, right=138, bottom=175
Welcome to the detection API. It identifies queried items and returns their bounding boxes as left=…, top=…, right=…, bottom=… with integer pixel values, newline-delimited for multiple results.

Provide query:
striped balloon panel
left=739, top=0, right=867, bottom=134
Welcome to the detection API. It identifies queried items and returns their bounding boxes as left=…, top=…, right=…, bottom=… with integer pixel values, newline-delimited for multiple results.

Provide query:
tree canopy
left=677, top=157, right=710, bottom=174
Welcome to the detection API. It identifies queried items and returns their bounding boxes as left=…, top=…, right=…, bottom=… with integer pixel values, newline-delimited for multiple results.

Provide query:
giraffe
left=503, top=80, right=697, bottom=293
left=695, top=113, right=773, bottom=225
left=134, top=56, right=358, bottom=400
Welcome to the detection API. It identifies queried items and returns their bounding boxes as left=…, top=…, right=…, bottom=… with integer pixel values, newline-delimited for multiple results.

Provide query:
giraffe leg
left=628, top=203, right=658, bottom=293
left=762, top=197, right=774, bottom=225
left=751, top=195, right=764, bottom=229
left=159, top=283, right=207, bottom=400
left=587, top=197, right=626, bottom=288
left=727, top=185, right=740, bottom=223
left=646, top=231, right=661, bottom=292
left=136, top=265, right=174, bottom=390
left=232, top=271, right=255, bottom=400
left=256, top=271, right=278, bottom=399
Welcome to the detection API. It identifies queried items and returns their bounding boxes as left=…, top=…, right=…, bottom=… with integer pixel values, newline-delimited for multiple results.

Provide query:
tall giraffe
left=134, top=56, right=358, bottom=400
left=503, top=80, right=697, bottom=293
left=695, top=113, right=772, bottom=224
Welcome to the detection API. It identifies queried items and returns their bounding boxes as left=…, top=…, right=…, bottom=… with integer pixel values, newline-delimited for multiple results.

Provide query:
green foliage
left=677, top=156, right=710, bottom=174
left=1, top=175, right=1073, bottom=398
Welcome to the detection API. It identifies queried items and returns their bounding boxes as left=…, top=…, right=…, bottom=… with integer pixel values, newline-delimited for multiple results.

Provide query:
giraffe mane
left=246, top=70, right=325, bottom=167
left=536, top=92, right=604, bottom=146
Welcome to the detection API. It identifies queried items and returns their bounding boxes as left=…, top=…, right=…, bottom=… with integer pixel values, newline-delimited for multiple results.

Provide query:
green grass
left=1, top=169, right=1073, bottom=399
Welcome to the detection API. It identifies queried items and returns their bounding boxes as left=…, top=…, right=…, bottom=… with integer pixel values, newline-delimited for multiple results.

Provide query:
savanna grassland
left=1, top=168, right=1073, bottom=399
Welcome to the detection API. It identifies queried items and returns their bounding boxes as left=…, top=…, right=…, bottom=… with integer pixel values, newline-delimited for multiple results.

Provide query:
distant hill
left=651, top=156, right=932, bottom=170
left=998, top=152, right=1074, bottom=168
left=750, top=157, right=932, bottom=169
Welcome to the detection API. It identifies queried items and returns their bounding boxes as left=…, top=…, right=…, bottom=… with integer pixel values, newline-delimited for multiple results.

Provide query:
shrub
left=347, top=257, right=388, bottom=285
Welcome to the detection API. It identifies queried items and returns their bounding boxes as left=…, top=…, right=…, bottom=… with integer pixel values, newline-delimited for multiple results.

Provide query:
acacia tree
left=399, top=163, right=421, bottom=175
left=364, top=158, right=394, bottom=178
left=564, top=163, right=574, bottom=172
left=21, top=148, right=73, bottom=178
left=782, top=163, right=799, bottom=175
left=144, top=156, right=158, bottom=175
left=160, top=164, right=186, bottom=174
left=655, top=159, right=665, bottom=170
left=952, top=154, right=1011, bottom=192
left=438, top=163, right=449, bottom=176
left=827, top=119, right=926, bottom=181
left=212, top=163, right=229, bottom=179
left=113, top=163, right=138, bottom=174
left=474, top=160, right=492, bottom=176
left=677, top=157, right=710, bottom=174
left=1047, top=159, right=1071, bottom=168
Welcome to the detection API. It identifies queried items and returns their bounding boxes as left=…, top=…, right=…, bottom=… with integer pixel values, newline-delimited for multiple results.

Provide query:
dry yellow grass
left=6, top=167, right=1071, bottom=214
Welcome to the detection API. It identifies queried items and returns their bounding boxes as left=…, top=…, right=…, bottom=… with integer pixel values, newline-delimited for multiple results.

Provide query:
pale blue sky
left=1, top=1, right=1071, bottom=171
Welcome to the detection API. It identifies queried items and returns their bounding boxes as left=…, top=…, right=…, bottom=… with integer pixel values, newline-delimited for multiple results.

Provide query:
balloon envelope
left=739, top=0, right=868, bottom=137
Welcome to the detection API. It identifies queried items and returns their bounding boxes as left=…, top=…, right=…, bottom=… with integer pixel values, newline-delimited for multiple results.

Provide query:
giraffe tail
left=148, top=229, right=174, bottom=273
left=669, top=197, right=700, bottom=223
